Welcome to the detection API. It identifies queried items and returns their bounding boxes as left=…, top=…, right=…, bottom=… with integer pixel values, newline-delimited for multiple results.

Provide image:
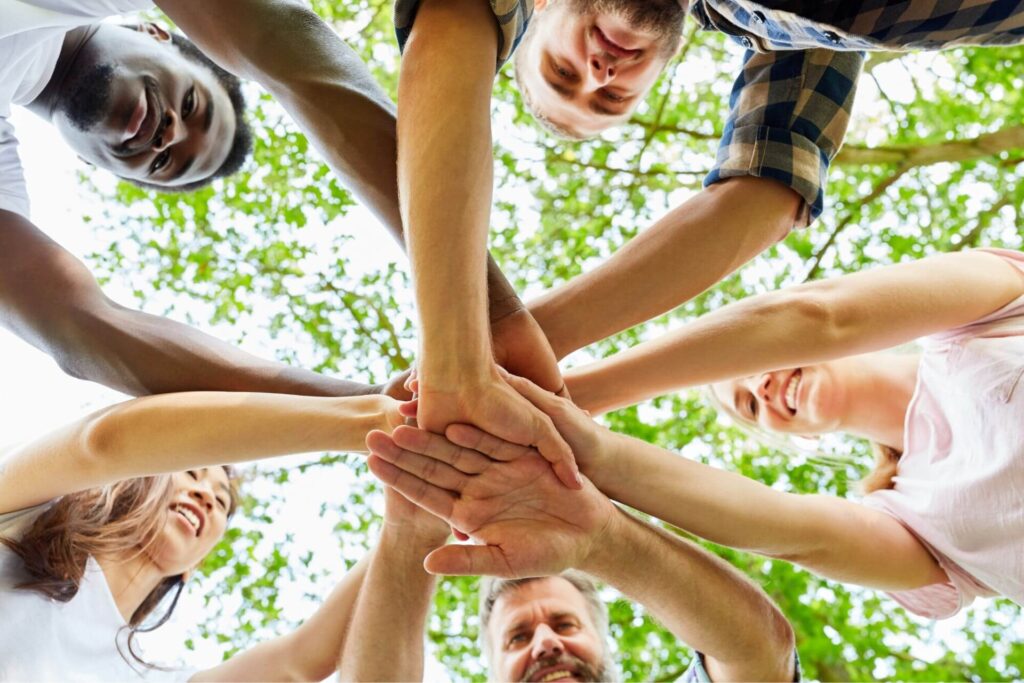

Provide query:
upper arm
left=781, top=494, right=947, bottom=591
left=0, top=210, right=110, bottom=352
left=794, top=250, right=1024, bottom=355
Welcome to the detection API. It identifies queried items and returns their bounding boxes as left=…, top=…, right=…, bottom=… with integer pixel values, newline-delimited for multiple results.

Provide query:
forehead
left=490, top=577, right=594, bottom=634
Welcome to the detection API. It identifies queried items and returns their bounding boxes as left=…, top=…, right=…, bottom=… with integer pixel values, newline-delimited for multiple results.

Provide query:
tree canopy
left=82, top=2, right=1024, bottom=680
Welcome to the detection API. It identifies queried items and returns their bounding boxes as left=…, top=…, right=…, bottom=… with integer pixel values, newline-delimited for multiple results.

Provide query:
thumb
left=424, top=544, right=514, bottom=577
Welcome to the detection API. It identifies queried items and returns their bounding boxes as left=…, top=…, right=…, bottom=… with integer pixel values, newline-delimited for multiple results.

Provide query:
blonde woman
left=470, top=248, right=1023, bottom=620
left=0, top=391, right=402, bottom=679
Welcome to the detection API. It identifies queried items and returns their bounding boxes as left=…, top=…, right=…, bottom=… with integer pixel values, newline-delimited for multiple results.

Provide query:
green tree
left=82, top=3, right=1024, bottom=680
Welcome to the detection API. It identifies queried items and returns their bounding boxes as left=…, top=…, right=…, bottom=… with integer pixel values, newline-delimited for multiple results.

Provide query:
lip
left=529, top=665, right=580, bottom=682
left=121, top=83, right=161, bottom=154
left=171, top=500, right=205, bottom=538
left=592, top=25, right=641, bottom=59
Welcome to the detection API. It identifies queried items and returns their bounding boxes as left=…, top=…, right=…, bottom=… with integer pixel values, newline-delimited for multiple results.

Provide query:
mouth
left=531, top=668, right=579, bottom=682
left=120, top=81, right=161, bottom=154
left=593, top=25, right=641, bottom=59
left=783, top=369, right=802, bottom=416
left=170, top=501, right=204, bottom=537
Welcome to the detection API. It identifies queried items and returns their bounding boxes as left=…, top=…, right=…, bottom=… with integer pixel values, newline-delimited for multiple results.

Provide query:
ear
left=141, top=22, right=171, bottom=43
left=535, top=0, right=550, bottom=11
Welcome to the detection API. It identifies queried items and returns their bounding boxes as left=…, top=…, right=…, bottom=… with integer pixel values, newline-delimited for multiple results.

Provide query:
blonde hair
left=704, top=385, right=900, bottom=494
left=1, top=470, right=239, bottom=668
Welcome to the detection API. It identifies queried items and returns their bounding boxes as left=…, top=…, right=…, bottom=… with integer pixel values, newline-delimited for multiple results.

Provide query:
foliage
left=81, top=2, right=1024, bottom=680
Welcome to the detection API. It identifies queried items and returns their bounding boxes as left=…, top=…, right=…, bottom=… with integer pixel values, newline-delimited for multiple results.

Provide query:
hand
left=489, top=369, right=611, bottom=477
left=414, top=366, right=581, bottom=489
left=377, top=369, right=414, bottom=402
left=491, top=308, right=565, bottom=394
left=366, top=426, right=615, bottom=577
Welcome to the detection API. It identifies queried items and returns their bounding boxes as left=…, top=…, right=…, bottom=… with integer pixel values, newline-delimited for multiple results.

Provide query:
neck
left=95, top=551, right=168, bottom=622
left=26, top=25, right=100, bottom=119
left=836, top=353, right=920, bottom=451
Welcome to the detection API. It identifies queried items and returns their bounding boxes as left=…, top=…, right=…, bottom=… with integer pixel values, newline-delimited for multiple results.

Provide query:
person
left=543, top=247, right=1024, bottom=619
left=0, top=388, right=403, bottom=679
left=3, top=0, right=561, bottom=409
left=388, top=0, right=1024, bottom=476
left=349, top=424, right=799, bottom=682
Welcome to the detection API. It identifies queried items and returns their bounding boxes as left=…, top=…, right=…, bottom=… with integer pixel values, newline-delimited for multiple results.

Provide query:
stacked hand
left=366, top=424, right=616, bottom=577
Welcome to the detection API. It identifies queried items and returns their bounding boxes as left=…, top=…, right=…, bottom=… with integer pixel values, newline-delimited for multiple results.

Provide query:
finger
left=398, top=399, right=418, bottom=418
left=404, top=367, right=419, bottom=391
left=367, top=456, right=456, bottom=521
left=445, top=424, right=536, bottom=462
left=370, top=430, right=471, bottom=492
left=556, top=382, right=572, bottom=400
left=424, top=544, right=515, bottom=577
left=498, top=367, right=560, bottom=411
left=392, top=425, right=492, bottom=474
left=533, top=418, right=582, bottom=489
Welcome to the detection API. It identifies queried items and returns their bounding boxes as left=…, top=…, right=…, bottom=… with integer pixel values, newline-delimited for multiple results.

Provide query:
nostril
left=591, top=58, right=601, bottom=70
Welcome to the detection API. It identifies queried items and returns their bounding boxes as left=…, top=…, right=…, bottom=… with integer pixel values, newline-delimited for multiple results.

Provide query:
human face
left=489, top=577, right=607, bottom=682
left=52, top=24, right=236, bottom=188
left=147, top=468, right=233, bottom=578
left=711, top=363, right=847, bottom=436
left=516, top=0, right=685, bottom=137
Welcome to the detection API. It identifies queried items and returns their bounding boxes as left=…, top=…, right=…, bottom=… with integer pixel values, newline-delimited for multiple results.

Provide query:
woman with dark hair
left=0, top=391, right=402, bottom=679
left=468, top=248, right=1023, bottom=621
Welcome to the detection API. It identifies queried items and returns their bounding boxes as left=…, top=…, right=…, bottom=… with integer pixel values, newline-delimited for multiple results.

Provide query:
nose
left=153, top=109, right=186, bottom=151
left=588, top=53, right=616, bottom=87
left=530, top=623, right=564, bottom=661
left=755, top=373, right=773, bottom=404
left=189, top=484, right=215, bottom=512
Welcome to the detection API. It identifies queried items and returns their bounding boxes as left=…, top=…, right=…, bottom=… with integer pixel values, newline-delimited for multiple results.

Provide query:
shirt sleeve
left=677, top=650, right=802, bottom=682
left=394, top=0, right=533, bottom=69
left=0, top=118, right=31, bottom=218
left=704, top=48, right=862, bottom=226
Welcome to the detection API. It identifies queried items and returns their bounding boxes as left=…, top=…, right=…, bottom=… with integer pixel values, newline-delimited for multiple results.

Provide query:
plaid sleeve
left=394, top=0, right=533, bottom=69
left=704, top=48, right=862, bottom=226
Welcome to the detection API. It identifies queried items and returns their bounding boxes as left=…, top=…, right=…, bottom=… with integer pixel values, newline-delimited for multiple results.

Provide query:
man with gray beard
left=340, top=424, right=799, bottom=682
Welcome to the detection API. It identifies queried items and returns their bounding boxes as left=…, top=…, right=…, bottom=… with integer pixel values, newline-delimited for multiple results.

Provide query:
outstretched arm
left=0, top=391, right=400, bottom=515
left=156, top=0, right=564, bottom=389
left=368, top=426, right=795, bottom=682
left=191, top=552, right=373, bottom=682
left=338, top=485, right=449, bottom=682
left=566, top=249, right=1024, bottom=413
left=0, top=210, right=383, bottom=397
left=495, top=372, right=949, bottom=592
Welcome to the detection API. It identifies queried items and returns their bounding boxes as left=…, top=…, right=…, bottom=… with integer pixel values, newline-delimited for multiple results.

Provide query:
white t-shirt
left=0, top=504, right=195, bottom=681
left=0, top=0, right=154, bottom=217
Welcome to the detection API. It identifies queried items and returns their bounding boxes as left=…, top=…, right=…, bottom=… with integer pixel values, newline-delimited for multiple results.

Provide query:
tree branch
left=948, top=194, right=1015, bottom=252
left=835, top=124, right=1024, bottom=167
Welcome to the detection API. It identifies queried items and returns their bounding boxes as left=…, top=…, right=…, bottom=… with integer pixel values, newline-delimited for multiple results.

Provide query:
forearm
left=581, top=507, right=794, bottom=681
left=530, top=177, right=799, bottom=360
left=398, top=0, right=498, bottom=380
left=56, top=300, right=379, bottom=397
left=339, top=529, right=437, bottom=681
left=192, top=553, right=374, bottom=682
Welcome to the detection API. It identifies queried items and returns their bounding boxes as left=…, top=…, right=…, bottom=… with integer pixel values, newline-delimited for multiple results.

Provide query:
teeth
left=785, top=374, right=800, bottom=412
left=540, top=672, right=573, bottom=682
left=173, top=504, right=200, bottom=534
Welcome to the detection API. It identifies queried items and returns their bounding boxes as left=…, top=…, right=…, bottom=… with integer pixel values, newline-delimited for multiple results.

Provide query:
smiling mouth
left=171, top=502, right=203, bottom=537
left=784, top=369, right=802, bottom=415
left=593, top=26, right=640, bottom=59
left=534, top=669, right=578, bottom=682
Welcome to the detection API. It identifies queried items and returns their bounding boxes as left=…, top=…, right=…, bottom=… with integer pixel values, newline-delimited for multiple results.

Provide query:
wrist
left=379, top=522, right=448, bottom=559
left=577, top=506, right=631, bottom=577
left=527, top=295, right=574, bottom=361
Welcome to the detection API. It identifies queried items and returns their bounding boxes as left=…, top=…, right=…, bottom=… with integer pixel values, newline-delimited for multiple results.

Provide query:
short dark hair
left=127, top=29, right=253, bottom=192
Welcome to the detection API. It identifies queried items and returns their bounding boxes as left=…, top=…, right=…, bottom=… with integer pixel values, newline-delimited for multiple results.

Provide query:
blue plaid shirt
left=395, top=0, right=1024, bottom=223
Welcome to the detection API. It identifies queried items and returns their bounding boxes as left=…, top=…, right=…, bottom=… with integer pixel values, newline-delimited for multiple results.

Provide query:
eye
left=600, top=89, right=625, bottom=102
left=150, top=149, right=171, bottom=174
left=555, top=64, right=573, bottom=79
left=555, top=621, right=577, bottom=632
left=215, top=496, right=228, bottom=511
left=182, top=86, right=197, bottom=118
left=507, top=632, right=528, bottom=648
left=747, top=394, right=759, bottom=419
left=186, top=470, right=198, bottom=480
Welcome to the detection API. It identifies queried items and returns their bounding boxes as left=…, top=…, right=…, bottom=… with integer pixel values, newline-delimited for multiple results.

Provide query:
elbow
left=79, top=405, right=129, bottom=465
left=756, top=286, right=846, bottom=350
